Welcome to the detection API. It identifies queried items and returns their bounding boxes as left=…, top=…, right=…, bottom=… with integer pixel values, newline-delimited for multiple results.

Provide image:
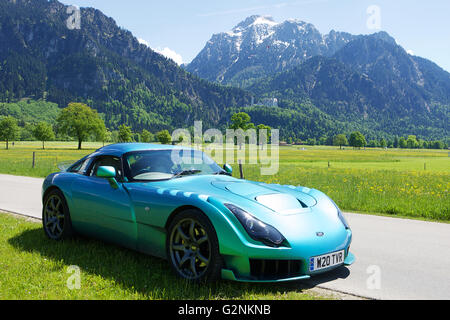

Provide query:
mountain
left=186, top=15, right=358, bottom=87
left=187, top=15, right=449, bottom=140
left=186, top=16, right=391, bottom=87
left=0, top=0, right=252, bottom=131
left=333, top=35, right=450, bottom=108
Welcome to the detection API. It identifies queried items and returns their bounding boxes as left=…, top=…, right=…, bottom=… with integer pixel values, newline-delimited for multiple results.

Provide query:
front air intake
left=249, top=259, right=303, bottom=280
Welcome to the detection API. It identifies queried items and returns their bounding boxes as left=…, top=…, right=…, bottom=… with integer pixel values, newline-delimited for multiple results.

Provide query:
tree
left=230, top=112, right=255, bottom=130
left=387, top=140, right=393, bottom=148
left=96, top=127, right=111, bottom=147
left=56, top=103, right=105, bottom=150
left=0, top=116, right=19, bottom=149
left=20, top=123, right=36, bottom=141
left=379, top=138, right=387, bottom=148
left=157, top=130, right=172, bottom=144
left=333, top=134, right=348, bottom=150
left=94, top=121, right=109, bottom=146
left=33, top=122, right=55, bottom=149
left=257, top=124, right=271, bottom=148
left=406, top=135, right=418, bottom=149
left=349, top=131, right=366, bottom=149
left=141, top=129, right=153, bottom=143
left=118, top=124, right=133, bottom=142
left=110, top=130, right=119, bottom=143
left=229, top=112, right=255, bottom=149
left=368, top=140, right=378, bottom=148
left=319, top=137, right=327, bottom=146
left=399, top=137, right=407, bottom=148
left=393, top=136, right=399, bottom=148
left=432, top=140, right=444, bottom=150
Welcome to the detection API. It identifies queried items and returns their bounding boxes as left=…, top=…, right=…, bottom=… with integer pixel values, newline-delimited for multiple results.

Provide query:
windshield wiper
left=171, top=169, right=202, bottom=179
left=214, top=170, right=231, bottom=176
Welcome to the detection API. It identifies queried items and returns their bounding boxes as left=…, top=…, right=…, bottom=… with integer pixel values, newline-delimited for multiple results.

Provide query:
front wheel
left=166, top=210, right=222, bottom=282
left=42, top=189, right=74, bottom=240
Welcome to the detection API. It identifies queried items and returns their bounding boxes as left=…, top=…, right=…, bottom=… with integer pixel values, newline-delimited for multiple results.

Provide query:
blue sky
left=60, top=0, right=450, bottom=71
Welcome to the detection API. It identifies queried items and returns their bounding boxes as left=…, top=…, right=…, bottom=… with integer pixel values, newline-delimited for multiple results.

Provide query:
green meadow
left=0, top=141, right=449, bottom=221
left=238, top=146, right=449, bottom=221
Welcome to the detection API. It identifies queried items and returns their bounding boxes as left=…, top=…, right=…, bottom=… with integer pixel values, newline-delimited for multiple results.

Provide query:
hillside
left=0, top=0, right=252, bottom=131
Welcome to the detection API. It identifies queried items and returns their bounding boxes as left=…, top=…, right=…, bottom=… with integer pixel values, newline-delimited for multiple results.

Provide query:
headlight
left=329, top=198, right=350, bottom=229
left=224, top=203, right=285, bottom=247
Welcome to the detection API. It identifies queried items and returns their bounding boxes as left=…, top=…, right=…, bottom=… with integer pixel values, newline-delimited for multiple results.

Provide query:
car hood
left=129, top=174, right=318, bottom=216
left=210, top=180, right=317, bottom=215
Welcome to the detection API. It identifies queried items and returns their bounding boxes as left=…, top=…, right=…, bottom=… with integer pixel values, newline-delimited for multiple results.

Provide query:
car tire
left=166, top=209, right=222, bottom=282
left=42, top=189, right=74, bottom=241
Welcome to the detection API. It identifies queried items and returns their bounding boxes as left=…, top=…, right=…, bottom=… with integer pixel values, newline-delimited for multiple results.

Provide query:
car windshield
left=124, top=149, right=223, bottom=181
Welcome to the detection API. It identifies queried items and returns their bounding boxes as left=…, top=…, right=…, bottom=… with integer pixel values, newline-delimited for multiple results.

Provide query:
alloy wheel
left=169, top=218, right=212, bottom=280
left=43, top=194, right=65, bottom=239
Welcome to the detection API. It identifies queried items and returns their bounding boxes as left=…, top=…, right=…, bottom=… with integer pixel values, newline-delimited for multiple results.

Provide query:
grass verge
left=0, top=212, right=326, bottom=300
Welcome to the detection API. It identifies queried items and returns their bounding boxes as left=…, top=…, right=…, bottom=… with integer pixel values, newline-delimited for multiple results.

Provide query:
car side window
left=68, top=158, right=93, bottom=175
left=89, top=156, right=123, bottom=181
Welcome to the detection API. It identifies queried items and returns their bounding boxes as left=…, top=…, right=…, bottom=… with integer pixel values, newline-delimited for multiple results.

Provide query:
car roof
left=90, top=143, right=191, bottom=157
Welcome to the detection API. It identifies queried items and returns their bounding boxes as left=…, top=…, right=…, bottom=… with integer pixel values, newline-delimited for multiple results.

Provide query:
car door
left=70, top=155, right=137, bottom=249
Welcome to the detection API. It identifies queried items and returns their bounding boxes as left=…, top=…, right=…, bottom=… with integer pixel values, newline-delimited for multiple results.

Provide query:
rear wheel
left=166, top=210, right=222, bottom=282
left=42, top=189, right=74, bottom=240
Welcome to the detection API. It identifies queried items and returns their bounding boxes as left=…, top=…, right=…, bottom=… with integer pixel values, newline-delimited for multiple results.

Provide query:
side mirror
left=223, top=164, right=233, bottom=175
left=97, top=166, right=116, bottom=178
left=97, top=166, right=119, bottom=189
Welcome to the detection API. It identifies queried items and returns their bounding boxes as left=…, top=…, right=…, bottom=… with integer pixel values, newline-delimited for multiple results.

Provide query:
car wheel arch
left=42, top=186, right=63, bottom=204
left=164, top=205, right=206, bottom=231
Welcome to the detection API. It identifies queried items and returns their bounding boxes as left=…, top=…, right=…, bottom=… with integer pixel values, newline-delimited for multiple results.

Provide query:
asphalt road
left=1, top=173, right=449, bottom=300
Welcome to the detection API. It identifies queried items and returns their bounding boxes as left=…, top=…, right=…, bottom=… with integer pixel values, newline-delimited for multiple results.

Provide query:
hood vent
left=255, top=193, right=308, bottom=215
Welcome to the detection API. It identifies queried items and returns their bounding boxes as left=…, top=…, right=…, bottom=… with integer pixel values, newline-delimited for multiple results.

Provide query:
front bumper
left=221, top=249, right=355, bottom=283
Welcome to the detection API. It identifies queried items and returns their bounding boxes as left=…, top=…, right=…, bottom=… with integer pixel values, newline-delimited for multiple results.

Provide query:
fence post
left=32, top=152, right=36, bottom=168
left=238, top=160, right=244, bottom=179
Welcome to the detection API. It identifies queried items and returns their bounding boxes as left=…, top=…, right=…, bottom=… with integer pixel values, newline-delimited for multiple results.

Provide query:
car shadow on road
left=8, top=228, right=347, bottom=299
left=289, top=266, right=351, bottom=290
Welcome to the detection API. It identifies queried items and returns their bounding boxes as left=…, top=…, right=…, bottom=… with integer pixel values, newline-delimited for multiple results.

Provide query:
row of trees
left=1, top=106, right=447, bottom=151
left=115, top=124, right=172, bottom=145
left=0, top=103, right=173, bottom=150
left=320, top=132, right=448, bottom=150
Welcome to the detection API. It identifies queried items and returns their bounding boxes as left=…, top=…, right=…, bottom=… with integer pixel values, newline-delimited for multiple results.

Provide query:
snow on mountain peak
left=252, top=16, right=278, bottom=27
left=233, top=15, right=278, bottom=31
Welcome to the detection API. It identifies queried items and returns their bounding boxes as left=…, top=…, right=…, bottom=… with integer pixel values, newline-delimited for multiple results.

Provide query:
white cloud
left=137, top=38, right=184, bottom=65
left=138, top=38, right=150, bottom=47
left=154, top=47, right=184, bottom=65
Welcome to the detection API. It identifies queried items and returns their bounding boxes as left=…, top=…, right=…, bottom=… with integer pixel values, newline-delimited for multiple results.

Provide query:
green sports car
left=42, top=143, right=354, bottom=282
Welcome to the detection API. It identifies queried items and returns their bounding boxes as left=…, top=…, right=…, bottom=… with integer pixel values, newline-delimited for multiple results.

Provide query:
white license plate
left=309, top=250, right=345, bottom=272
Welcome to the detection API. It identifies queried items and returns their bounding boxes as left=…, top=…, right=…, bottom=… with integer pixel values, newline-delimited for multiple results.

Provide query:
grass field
left=0, top=213, right=324, bottom=300
left=0, top=141, right=449, bottom=221
left=239, top=146, right=449, bottom=221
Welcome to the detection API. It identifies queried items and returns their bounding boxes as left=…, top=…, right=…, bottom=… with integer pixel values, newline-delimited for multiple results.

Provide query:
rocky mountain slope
left=186, top=15, right=392, bottom=87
